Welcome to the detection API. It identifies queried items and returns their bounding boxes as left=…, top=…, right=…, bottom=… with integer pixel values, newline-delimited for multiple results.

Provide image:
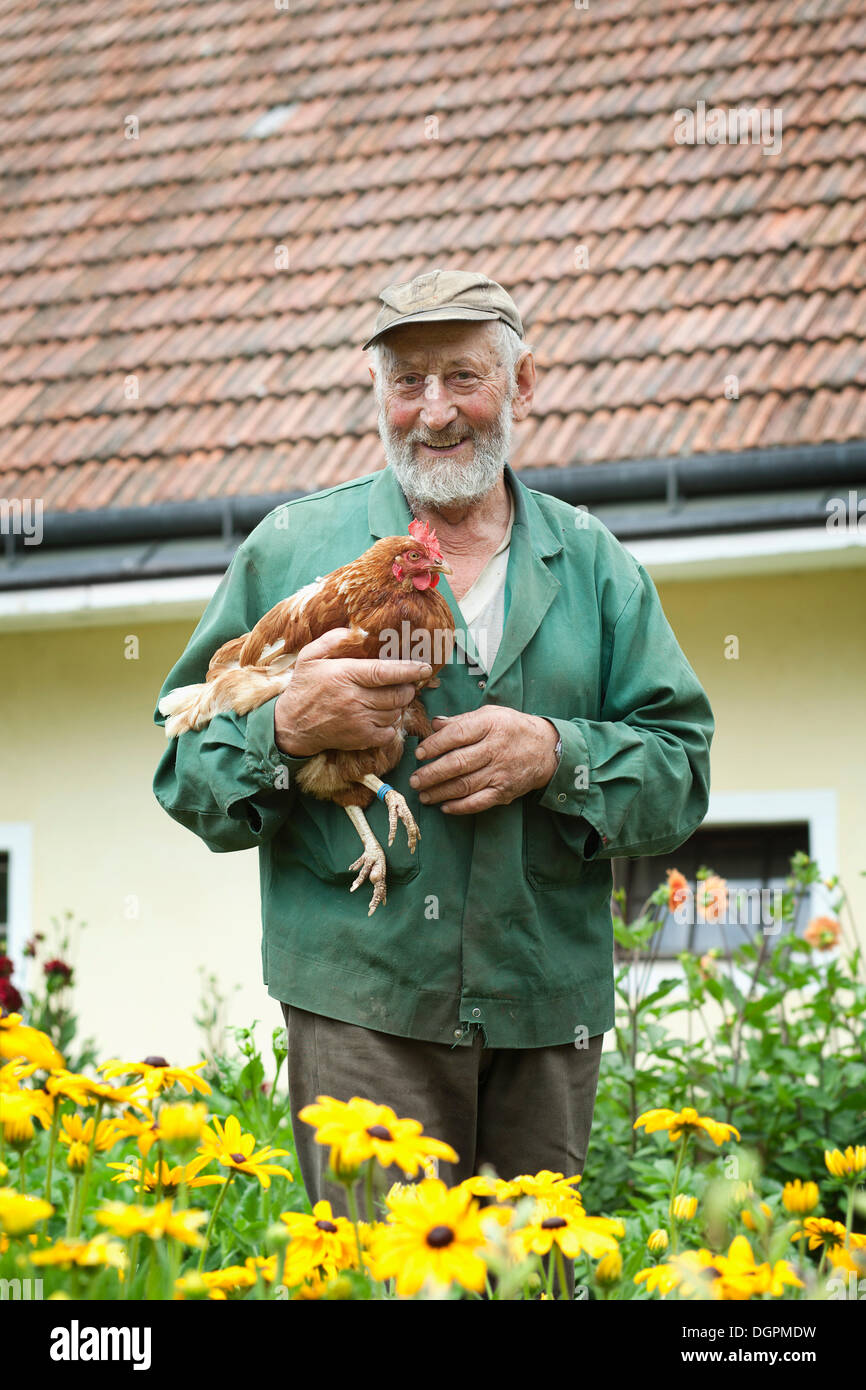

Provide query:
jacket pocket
left=523, top=800, right=585, bottom=891
left=278, top=758, right=422, bottom=886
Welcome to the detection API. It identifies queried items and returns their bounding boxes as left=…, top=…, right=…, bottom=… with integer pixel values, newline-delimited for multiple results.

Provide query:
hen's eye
left=406, top=551, right=420, bottom=560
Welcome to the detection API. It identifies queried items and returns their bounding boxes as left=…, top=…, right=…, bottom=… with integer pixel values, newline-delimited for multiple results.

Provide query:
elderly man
left=153, top=270, right=714, bottom=1266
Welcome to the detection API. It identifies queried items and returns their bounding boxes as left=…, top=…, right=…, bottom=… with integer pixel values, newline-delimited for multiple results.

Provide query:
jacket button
left=557, top=792, right=567, bottom=803
left=453, top=1029, right=463, bottom=1039
left=471, top=1007, right=481, bottom=1018
left=477, top=680, right=486, bottom=689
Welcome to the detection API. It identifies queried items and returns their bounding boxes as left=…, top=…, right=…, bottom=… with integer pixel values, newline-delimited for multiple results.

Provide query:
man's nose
left=419, top=374, right=458, bottom=430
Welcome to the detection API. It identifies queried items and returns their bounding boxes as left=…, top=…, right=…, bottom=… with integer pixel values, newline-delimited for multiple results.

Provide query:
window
left=613, top=822, right=811, bottom=958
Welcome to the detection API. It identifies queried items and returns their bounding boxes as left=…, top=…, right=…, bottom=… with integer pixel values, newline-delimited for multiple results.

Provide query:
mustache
left=409, top=429, right=472, bottom=447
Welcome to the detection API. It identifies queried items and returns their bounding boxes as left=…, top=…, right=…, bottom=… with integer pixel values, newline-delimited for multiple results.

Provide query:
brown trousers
left=280, top=1002, right=604, bottom=1296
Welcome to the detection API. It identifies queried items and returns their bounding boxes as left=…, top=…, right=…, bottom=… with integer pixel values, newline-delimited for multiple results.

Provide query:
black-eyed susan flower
left=30, top=1234, right=127, bottom=1271
left=59, top=1113, right=124, bottom=1170
left=782, top=1180, right=820, bottom=1215
left=298, top=1095, right=458, bottom=1178
left=367, top=1178, right=490, bottom=1297
left=98, top=1057, right=211, bottom=1098
left=0, top=1014, right=63, bottom=1070
left=0, top=1187, right=54, bottom=1235
left=793, top=1217, right=866, bottom=1253
left=824, top=1146, right=866, bottom=1181
left=112, top=1107, right=159, bottom=1155
left=713, top=1235, right=802, bottom=1301
left=634, top=1107, right=740, bottom=1146
left=595, top=1248, right=623, bottom=1286
left=492, top=1171, right=584, bottom=1209
left=671, top=1193, right=698, bottom=1222
left=635, top=1249, right=717, bottom=1298
left=155, top=1101, right=209, bottom=1149
left=96, top=1198, right=207, bottom=1248
left=0, top=1059, right=38, bottom=1091
left=107, top=1155, right=226, bottom=1196
left=279, top=1200, right=360, bottom=1285
left=647, top=1228, right=669, bottom=1254
left=197, top=1114, right=293, bottom=1188
left=513, top=1200, right=624, bottom=1261
left=0, top=1088, right=53, bottom=1148
left=43, top=1070, right=101, bottom=1108
left=740, top=1202, right=772, bottom=1232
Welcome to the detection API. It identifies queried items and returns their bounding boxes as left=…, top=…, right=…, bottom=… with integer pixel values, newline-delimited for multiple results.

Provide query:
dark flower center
left=540, top=1216, right=568, bottom=1230
left=426, top=1225, right=455, bottom=1249
left=315, top=1219, right=339, bottom=1233
left=229, top=1152, right=246, bottom=1163
left=143, top=1055, right=168, bottom=1068
left=366, top=1125, right=393, bottom=1141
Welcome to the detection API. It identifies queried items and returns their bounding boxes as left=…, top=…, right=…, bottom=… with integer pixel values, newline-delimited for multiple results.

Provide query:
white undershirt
left=452, top=487, right=515, bottom=677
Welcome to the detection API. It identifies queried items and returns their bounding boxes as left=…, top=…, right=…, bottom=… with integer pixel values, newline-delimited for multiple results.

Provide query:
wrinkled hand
left=409, top=706, right=559, bottom=814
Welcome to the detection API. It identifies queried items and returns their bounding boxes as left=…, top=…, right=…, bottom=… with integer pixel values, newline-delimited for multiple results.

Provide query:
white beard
left=377, top=399, right=513, bottom=509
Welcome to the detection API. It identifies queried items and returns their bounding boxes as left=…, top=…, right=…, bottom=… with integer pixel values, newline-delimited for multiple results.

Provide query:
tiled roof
left=1, top=0, right=865, bottom=514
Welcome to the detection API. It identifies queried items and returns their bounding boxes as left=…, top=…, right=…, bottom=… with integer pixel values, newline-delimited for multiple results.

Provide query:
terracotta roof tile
left=1, top=0, right=865, bottom=511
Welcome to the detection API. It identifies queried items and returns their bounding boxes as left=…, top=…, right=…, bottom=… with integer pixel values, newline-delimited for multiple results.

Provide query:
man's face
left=371, top=320, right=524, bottom=509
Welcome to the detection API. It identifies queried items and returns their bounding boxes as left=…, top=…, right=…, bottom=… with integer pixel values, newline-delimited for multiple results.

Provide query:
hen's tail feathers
left=158, top=667, right=293, bottom=739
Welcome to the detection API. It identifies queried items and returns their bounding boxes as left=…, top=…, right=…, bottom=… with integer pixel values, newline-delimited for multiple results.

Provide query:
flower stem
left=66, top=1174, right=82, bottom=1238
left=363, top=1161, right=376, bottom=1224
left=44, top=1103, right=61, bottom=1205
left=844, top=1184, right=856, bottom=1248
left=669, top=1133, right=689, bottom=1254
left=345, top=1182, right=367, bottom=1276
left=197, top=1171, right=233, bottom=1272
left=554, top=1244, right=570, bottom=1301
left=72, top=1098, right=104, bottom=1236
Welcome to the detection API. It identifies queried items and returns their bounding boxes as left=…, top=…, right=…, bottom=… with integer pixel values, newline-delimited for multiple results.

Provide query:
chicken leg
left=344, top=773, right=421, bottom=916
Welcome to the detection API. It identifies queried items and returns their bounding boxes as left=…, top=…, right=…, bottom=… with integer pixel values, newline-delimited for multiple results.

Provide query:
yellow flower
left=635, top=1249, right=717, bottom=1298
left=647, top=1228, right=669, bottom=1253
left=43, top=1070, right=101, bottom=1108
left=672, top=1194, right=698, bottom=1221
left=107, top=1155, right=226, bottom=1196
left=0, top=1014, right=64, bottom=1070
left=513, top=1200, right=624, bottom=1261
left=824, top=1146, right=866, bottom=1180
left=595, top=1248, right=622, bottom=1285
left=298, top=1095, right=458, bottom=1178
left=792, top=1218, right=866, bottom=1252
left=98, top=1057, right=211, bottom=1098
left=59, top=1114, right=124, bottom=1171
left=0, top=1060, right=38, bottom=1090
left=491, top=1171, right=584, bottom=1210
left=714, top=1235, right=802, bottom=1301
left=111, top=1108, right=159, bottom=1155
left=634, top=1106, right=740, bottom=1146
left=279, top=1201, right=360, bottom=1285
left=200, top=1264, right=258, bottom=1299
left=31, top=1234, right=127, bottom=1270
left=67, top=1077, right=151, bottom=1112
left=741, top=1202, right=772, bottom=1232
left=827, top=1244, right=866, bottom=1275
left=198, top=1114, right=293, bottom=1188
left=0, top=1088, right=53, bottom=1147
left=782, top=1180, right=820, bottom=1214
left=96, top=1198, right=207, bottom=1247
left=155, top=1102, right=209, bottom=1147
left=0, top=1187, right=54, bottom=1234
left=368, top=1178, right=490, bottom=1296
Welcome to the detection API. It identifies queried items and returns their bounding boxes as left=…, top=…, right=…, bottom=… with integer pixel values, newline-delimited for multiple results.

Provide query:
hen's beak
left=430, top=558, right=453, bottom=575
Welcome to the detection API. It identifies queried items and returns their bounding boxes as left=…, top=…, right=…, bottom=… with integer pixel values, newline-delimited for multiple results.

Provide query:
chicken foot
left=344, top=774, right=422, bottom=916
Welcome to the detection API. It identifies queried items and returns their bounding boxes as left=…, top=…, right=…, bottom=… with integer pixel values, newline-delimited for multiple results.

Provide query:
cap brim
left=361, top=306, right=502, bottom=351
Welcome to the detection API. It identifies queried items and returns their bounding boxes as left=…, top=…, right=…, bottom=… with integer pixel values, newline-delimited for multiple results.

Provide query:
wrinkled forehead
left=377, top=318, right=501, bottom=372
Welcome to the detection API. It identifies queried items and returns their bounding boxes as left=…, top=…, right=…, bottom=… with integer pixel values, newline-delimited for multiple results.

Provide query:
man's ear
left=511, top=352, right=536, bottom=422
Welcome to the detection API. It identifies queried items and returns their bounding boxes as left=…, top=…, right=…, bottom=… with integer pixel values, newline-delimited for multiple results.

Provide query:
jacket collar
left=367, top=460, right=563, bottom=689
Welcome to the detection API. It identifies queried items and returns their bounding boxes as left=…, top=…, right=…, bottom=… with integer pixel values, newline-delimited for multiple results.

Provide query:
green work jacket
left=152, top=462, right=714, bottom=1048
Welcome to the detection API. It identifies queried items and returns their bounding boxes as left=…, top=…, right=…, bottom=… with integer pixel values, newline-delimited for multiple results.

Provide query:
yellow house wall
left=0, top=565, right=863, bottom=1064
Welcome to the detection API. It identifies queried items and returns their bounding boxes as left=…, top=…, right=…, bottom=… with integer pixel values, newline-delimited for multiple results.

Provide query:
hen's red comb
left=408, top=517, right=443, bottom=562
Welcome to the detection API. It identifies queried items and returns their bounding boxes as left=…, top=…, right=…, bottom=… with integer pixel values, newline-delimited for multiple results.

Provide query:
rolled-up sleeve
left=535, top=562, right=714, bottom=862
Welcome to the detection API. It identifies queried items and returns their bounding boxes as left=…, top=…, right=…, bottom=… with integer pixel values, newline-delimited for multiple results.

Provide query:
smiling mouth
left=419, top=437, right=469, bottom=454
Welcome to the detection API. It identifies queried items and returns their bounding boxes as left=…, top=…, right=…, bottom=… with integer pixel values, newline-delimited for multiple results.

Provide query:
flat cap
left=362, top=268, right=524, bottom=350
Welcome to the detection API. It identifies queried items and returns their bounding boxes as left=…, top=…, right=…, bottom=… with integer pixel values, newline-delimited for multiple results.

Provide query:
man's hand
left=275, top=628, right=432, bottom=757
left=408, top=706, right=559, bottom=813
